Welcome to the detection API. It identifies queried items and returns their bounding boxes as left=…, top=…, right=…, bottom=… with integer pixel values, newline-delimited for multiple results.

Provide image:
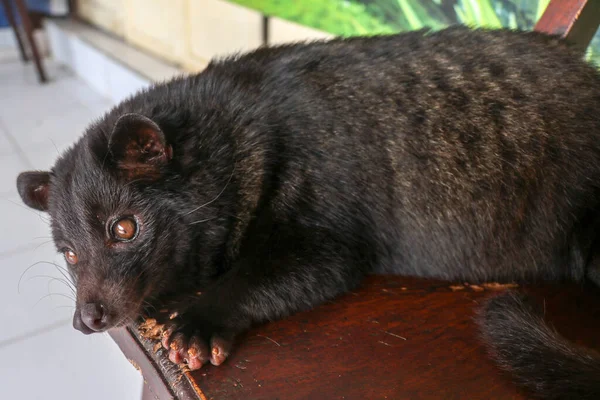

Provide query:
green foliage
left=588, top=35, right=600, bottom=68
left=454, top=0, right=502, bottom=28
left=228, top=0, right=397, bottom=36
left=394, top=0, right=446, bottom=30
left=230, top=0, right=600, bottom=66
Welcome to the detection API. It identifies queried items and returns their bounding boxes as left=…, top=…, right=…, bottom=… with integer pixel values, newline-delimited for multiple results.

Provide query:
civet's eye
left=111, top=217, right=138, bottom=241
left=64, top=250, right=78, bottom=265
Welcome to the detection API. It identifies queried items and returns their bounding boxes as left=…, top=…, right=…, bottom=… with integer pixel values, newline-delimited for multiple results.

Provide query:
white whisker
left=189, top=216, right=218, bottom=225
left=183, top=166, right=235, bottom=216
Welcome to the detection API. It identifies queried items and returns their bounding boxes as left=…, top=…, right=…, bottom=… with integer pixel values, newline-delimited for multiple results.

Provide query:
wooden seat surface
left=111, top=276, right=600, bottom=400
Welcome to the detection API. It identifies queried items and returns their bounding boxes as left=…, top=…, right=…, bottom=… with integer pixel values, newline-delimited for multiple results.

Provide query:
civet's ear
left=108, top=113, right=172, bottom=180
left=17, top=171, right=51, bottom=211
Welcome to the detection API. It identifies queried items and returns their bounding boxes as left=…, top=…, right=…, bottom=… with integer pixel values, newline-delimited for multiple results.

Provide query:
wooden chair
left=108, top=1, right=600, bottom=399
left=1, top=0, right=48, bottom=83
left=534, top=0, right=600, bottom=52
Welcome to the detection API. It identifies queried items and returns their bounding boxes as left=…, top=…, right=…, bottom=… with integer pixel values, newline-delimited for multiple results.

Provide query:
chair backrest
left=534, top=0, right=600, bottom=53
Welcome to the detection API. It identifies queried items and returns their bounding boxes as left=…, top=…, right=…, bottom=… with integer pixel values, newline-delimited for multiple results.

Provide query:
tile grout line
left=58, top=64, right=114, bottom=119
left=0, top=240, right=55, bottom=261
left=0, top=318, right=71, bottom=349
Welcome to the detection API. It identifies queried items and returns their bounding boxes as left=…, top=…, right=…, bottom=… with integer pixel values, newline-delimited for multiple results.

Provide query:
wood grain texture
left=534, top=0, right=600, bottom=52
left=115, top=276, right=600, bottom=400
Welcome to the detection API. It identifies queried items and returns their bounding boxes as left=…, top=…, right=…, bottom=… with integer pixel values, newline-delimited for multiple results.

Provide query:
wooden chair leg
left=67, top=0, right=77, bottom=16
left=534, top=0, right=600, bottom=53
left=1, top=0, right=28, bottom=62
left=262, top=15, right=269, bottom=46
left=13, top=0, right=48, bottom=83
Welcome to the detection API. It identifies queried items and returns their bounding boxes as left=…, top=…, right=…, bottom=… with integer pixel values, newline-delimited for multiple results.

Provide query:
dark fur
left=16, top=26, right=600, bottom=396
left=480, top=292, right=600, bottom=399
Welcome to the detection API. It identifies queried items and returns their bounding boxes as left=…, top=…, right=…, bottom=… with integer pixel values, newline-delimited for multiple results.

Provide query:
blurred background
left=0, top=0, right=598, bottom=399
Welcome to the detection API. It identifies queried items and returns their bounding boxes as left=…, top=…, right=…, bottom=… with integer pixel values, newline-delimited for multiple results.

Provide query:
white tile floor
left=0, top=57, right=143, bottom=399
